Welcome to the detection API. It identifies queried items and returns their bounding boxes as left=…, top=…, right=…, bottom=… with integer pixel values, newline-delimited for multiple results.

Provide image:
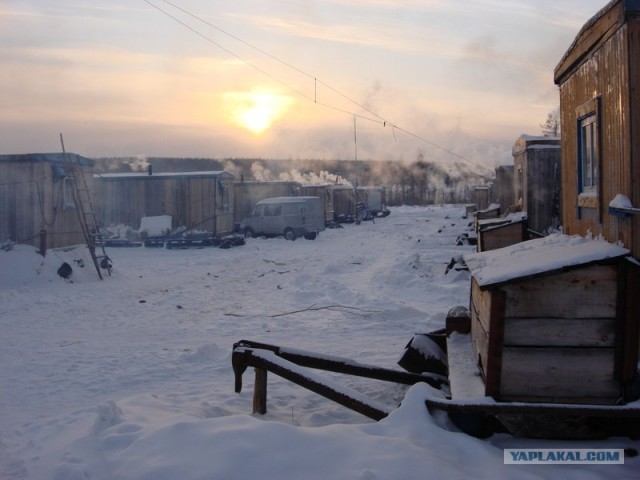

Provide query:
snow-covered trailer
left=93, top=170, right=235, bottom=237
left=0, top=153, right=94, bottom=249
left=233, top=181, right=302, bottom=228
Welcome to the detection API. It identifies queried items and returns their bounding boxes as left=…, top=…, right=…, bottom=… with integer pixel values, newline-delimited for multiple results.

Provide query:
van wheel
left=244, top=227, right=255, bottom=238
left=304, top=232, right=317, bottom=240
left=284, top=228, right=296, bottom=241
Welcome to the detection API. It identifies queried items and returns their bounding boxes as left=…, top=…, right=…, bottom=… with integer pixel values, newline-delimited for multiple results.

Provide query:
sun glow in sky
left=0, top=0, right=608, bottom=167
left=224, top=90, right=295, bottom=134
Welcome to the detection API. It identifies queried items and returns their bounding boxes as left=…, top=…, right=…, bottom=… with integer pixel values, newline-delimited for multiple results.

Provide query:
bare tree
left=541, top=109, right=561, bottom=137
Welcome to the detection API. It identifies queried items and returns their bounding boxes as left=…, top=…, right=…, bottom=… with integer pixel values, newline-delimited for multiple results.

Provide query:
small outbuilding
left=512, top=135, right=561, bottom=236
left=464, top=234, right=638, bottom=405
left=0, top=153, right=94, bottom=249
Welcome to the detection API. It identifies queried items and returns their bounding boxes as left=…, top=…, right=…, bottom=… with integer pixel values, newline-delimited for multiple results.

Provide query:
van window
left=253, top=205, right=264, bottom=217
left=265, top=204, right=282, bottom=216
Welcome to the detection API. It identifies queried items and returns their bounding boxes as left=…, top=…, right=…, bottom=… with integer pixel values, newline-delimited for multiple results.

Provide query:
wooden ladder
left=60, top=134, right=111, bottom=280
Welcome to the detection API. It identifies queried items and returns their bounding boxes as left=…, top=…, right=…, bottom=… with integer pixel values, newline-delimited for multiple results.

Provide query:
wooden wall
left=94, top=174, right=235, bottom=236
left=556, top=11, right=640, bottom=255
left=517, top=146, right=561, bottom=235
left=471, top=265, right=623, bottom=404
left=0, top=156, right=91, bottom=249
left=494, top=165, right=515, bottom=211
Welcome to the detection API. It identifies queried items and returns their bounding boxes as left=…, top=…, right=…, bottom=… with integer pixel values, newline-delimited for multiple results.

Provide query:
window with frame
left=576, top=97, right=600, bottom=208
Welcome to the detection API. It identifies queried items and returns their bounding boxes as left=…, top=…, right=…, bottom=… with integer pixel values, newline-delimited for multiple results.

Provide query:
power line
left=143, top=0, right=492, bottom=173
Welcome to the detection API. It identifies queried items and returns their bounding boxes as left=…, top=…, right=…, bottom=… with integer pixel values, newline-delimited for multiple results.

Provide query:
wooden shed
left=494, top=165, right=515, bottom=212
left=473, top=186, right=490, bottom=210
left=93, top=170, right=235, bottom=237
left=476, top=213, right=527, bottom=252
left=301, top=184, right=334, bottom=226
left=554, top=0, right=640, bottom=256
left=512, top=135, right=561, bottom=236
left=464, top=235, right=639, bottom=405
left=0, top=153, right=94, bottom=249
left=330, top=184, right=357, bottom=223
left=233, top=181, right=302, bottom=226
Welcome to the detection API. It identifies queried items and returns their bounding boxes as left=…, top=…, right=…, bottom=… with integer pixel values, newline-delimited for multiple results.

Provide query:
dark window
left=575, top=96, right=600, bottom=209
left=579, top=113, right=598, bottom=193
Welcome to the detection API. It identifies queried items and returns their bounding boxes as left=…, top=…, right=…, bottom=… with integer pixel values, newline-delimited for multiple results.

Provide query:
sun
left=224, top=90, right=294, bottom=134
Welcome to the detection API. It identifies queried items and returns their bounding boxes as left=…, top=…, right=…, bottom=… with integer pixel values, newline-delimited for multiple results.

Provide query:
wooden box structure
left=512, top=135, right=561, bottom=236
left=93, top=170, right=235, bottom=237
left=0, top=153, right=94, bottom=249
left=464, top=235, right=639, bottom=405
left=476, top=213, right=527, bottom=252
left=554, top=0, right=640, bottom=257
left=474, top=186, right=490, bottom=211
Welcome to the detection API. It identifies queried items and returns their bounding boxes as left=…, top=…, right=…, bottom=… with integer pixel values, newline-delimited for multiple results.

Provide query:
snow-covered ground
left=1, top=205, right=637, bottom=479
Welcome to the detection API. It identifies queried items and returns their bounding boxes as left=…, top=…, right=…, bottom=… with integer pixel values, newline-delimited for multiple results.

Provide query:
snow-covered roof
left=464, top=233, right=629, bottom=288
left=0, top=152, right=94, bottom=167
left=95, top=170, right=232, bottom=179
left=477, top=212, right=526, bottom=230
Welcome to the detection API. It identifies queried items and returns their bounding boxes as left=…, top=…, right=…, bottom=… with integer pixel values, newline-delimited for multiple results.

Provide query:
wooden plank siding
left=555, top=3, right=640, bottom=257
left=511, top=136, right=561, bottom=235
left=93, top=173, right=235, bottom=236
left=470, top=263, right=623, bottom=404
left=0, top=155, right=93, bottom=249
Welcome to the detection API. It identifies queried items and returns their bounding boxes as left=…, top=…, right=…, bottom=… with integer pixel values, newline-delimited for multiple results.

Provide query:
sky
left=0, top=0, right=607, bottom=170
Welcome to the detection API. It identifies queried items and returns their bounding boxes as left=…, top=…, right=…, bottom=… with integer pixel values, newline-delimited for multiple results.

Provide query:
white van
left=240, top=196, right=325, bottom=240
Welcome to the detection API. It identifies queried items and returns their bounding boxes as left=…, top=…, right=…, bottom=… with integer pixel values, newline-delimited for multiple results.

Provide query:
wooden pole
left=253, top=368, right=268, bottom=415
left=39, top=229, right=47, bottom=257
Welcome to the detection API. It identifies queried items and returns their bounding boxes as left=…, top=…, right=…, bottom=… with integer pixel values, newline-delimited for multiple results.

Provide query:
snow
left=609, top=194, right=634, bottom=209
left=1, top=206, right=638, bottom=479
left=139, top=215, right=173, bottom=237
left=464, top=233, right=630, bottom=287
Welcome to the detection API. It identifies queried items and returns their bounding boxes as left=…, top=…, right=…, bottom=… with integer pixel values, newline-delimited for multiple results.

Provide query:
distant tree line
left=92, top=156, right=491, bottom=206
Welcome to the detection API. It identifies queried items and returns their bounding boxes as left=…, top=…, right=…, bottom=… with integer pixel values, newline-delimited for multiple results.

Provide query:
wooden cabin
left=512, top=135, right=561, bottom=235
left=330, top=184, right=357, bottom=223
left=0, top=153, right=94, bottom=249
left=473, top=186, right=490, bottom=210
left=301, top=184, right=334, bottom=226
left=554, top=0, right=640, bottom=257
left=233, top=181, right=302, bottom=226
left=93, top=170, right=235, bottom=237
left=464, top=235, right=638, bottom=404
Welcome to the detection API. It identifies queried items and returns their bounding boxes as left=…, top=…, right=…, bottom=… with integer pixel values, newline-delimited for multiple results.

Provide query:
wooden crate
left=469, top=251, right=639, bottom=405
left=477, top=217, right=527, bottom=252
